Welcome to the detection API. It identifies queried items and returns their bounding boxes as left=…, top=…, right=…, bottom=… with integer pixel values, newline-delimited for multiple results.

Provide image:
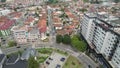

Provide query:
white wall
left=0, top=9, right=11, bottom=16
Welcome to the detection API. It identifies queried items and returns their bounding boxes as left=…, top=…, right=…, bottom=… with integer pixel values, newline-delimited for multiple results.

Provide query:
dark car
left=16, top=46, right=21, bottom=48
left=88, top=65, right=92, bottom=68
left=49, top=57, right=53, bottom=60
left=60, top=57, right=65, bottom=62
left=55, top=64, right=61, bottom=68
left=46, top=61, right=50, bottom=65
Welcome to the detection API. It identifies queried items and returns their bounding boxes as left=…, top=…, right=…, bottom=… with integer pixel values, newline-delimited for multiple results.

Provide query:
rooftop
left=3, top=60, right=27, bottom=68
left=0, top=54, right=6, bottom=63
left=21, top=48, right=38, bottom=60
left=25, top=16, right=34, bottom=25
left=6, top=54, right=20, bottom=65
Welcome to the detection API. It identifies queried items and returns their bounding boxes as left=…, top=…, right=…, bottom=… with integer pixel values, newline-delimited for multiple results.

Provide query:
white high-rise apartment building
left=80, top=12, right=120, bottom=68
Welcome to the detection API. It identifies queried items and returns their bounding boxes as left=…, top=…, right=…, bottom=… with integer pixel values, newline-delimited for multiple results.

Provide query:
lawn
left=63, top=55, right=84, bottom=68
left=54, top=49, right=68, bottom=56
left=37, top=48, right=53, bottom=55
left=37, top=56, right=48, bottom=63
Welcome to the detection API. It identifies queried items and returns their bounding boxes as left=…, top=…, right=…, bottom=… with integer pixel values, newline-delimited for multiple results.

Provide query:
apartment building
left=80, top=12, right=120, bottom=68
left=0, top=9, right=11, bottom=16
left=11, top=25, right=28, bottom=43
left=80, top=13, right=96, bottom=45
left=0, top=16, right=15, bottom=37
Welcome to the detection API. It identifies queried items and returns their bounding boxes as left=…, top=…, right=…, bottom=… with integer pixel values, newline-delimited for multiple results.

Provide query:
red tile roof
left=37, top=13, right=47, bottom=33
left=25, top=16, right=34, bottom=25
left=56, top=29, right=73, bottom=35
left=0, top=20, right=15, bottom=30
left=65, top=25, right=75, bottom=29
left=8, top=12, right=22, bottom=19
left=54, top=23, right=62, bottom=27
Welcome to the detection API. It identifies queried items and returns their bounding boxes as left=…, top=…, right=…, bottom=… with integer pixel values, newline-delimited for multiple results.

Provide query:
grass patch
left=37, top=56, right=48, bottom=63
left=37, top=48, right=53, bottom=55
left=63, top=55, right=84, bottom=68
left=54, top=49, right=68, bottom=56
left=7, top=50, right=24, bottom=58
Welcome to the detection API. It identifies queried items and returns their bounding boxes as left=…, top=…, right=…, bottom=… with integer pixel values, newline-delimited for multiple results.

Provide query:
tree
left=8, top=41, right=17, bottom=47
left=71, top=40, right=86, bottom=52
left=48, top=0, right=57, bottom=4
left=71, top=35, right=86, bottom=52
left=56, top=35, right=63, bottom=43
left=63, top=34, right=71, bottom=44
left=113, top=0, right=120, bottom=3
left=28, top=56, right=39, bottom=68
left=79, top=8, right=87, bottom=12
left=1, top=0, right=6, bottom=2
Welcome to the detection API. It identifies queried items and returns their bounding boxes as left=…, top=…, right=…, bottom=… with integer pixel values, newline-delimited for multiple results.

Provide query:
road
left=47, top=8, right=56, bottom=43
left=35, top=42, right=98, bottom=68
left=2, top=40, right=98, bottom=68
left=1, top=44, right=30, bottom=54
left=1, top=7, right=98, bottom=68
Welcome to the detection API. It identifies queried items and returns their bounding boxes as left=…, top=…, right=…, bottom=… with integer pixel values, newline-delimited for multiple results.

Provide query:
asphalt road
left=35, top=42, right=98, bottom=68
left=1, top=7, right=98, bottom=68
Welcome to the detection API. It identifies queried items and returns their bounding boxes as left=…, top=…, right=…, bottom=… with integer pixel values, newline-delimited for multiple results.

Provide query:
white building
left=0, top=9, right=11, bottom=16
left=11, top=26, right=28, bottom=44
left=80, top=12, right=120, bottom=68
left=81, top=13, right=96, bottom=45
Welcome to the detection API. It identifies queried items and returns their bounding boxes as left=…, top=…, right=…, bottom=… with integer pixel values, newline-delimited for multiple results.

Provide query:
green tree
left=8, top=41, right=17, bottom=47
left=1, top=0, right=6, bottom=2
left=113, top=0, right=120, bottom=3
left=48, top=0, right=57, bottom=4
left=28, top=56, right=39, bottom=68
left=71, top=35, right=86, bottom=52
left=71, top=40, right=86, bottom=52
left=63, top=34, right=71, bottom=44
left=79, top=8, right=87, bottom=12
left=56, top=35, right=63, bottom=43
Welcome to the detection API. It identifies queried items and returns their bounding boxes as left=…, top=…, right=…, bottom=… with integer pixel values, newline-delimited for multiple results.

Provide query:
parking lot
left=44, top=52, right=68, bottom=68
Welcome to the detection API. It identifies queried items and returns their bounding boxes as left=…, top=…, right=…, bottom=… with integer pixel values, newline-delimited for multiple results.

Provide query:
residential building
left=80, top=13, right=96, bottom=45
left=37, top=12, right=47, bottom=40
left=3, top=54, right=27, bottom=68
left=0, top=9, right=11, bottom=16
left=0, top=16, right=15, bottom=37
left=11, top=25, right=28, bottom=43
left=21, top=48, right=38, bottom=60
left=27, top=28, right=39, bottom=42
left=80, top=12, right=120, bottom=68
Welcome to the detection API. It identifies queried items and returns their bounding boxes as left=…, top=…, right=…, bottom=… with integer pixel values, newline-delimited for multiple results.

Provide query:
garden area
left=36, top=48, right=68, bottom=63
left=63, top=55, right=84, bottom=68
left=56, top=34, right=87, bottom=52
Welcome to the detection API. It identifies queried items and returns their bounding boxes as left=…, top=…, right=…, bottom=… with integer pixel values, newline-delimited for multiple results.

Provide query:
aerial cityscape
left=0, top=0, right=120, bottom=68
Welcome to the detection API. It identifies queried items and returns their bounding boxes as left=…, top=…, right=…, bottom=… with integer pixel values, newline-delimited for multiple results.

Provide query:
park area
left=63, top=55, right=85, bottom=68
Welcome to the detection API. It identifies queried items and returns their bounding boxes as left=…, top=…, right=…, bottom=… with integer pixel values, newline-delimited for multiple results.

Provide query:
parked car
left=46, top=61, right=50, bottom=65
left=88, top=65, right=92, bottom=68
left=60, top=57, right=65, bottom=62
left=55, top=64, right=61, bottom=68
left=49, top=57, right=53, bottom=60
left=16, top=46, right=21, bottom=48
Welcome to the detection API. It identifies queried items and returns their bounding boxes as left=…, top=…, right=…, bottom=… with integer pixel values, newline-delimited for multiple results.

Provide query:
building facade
left=80, top=13, right=120, bottom=68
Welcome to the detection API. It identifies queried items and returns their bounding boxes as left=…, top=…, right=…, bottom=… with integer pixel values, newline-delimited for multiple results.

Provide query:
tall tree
left=63, top=34, right=71, bottom=44
left=113, top=0, right=120, bottom=3
left=28, top=56, right=39, bottom=68
left=1, top=0, right=6, bottom=2
left=8, top=41, right=17, bottom=47
left=56, top=35, right=63, bottom=43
